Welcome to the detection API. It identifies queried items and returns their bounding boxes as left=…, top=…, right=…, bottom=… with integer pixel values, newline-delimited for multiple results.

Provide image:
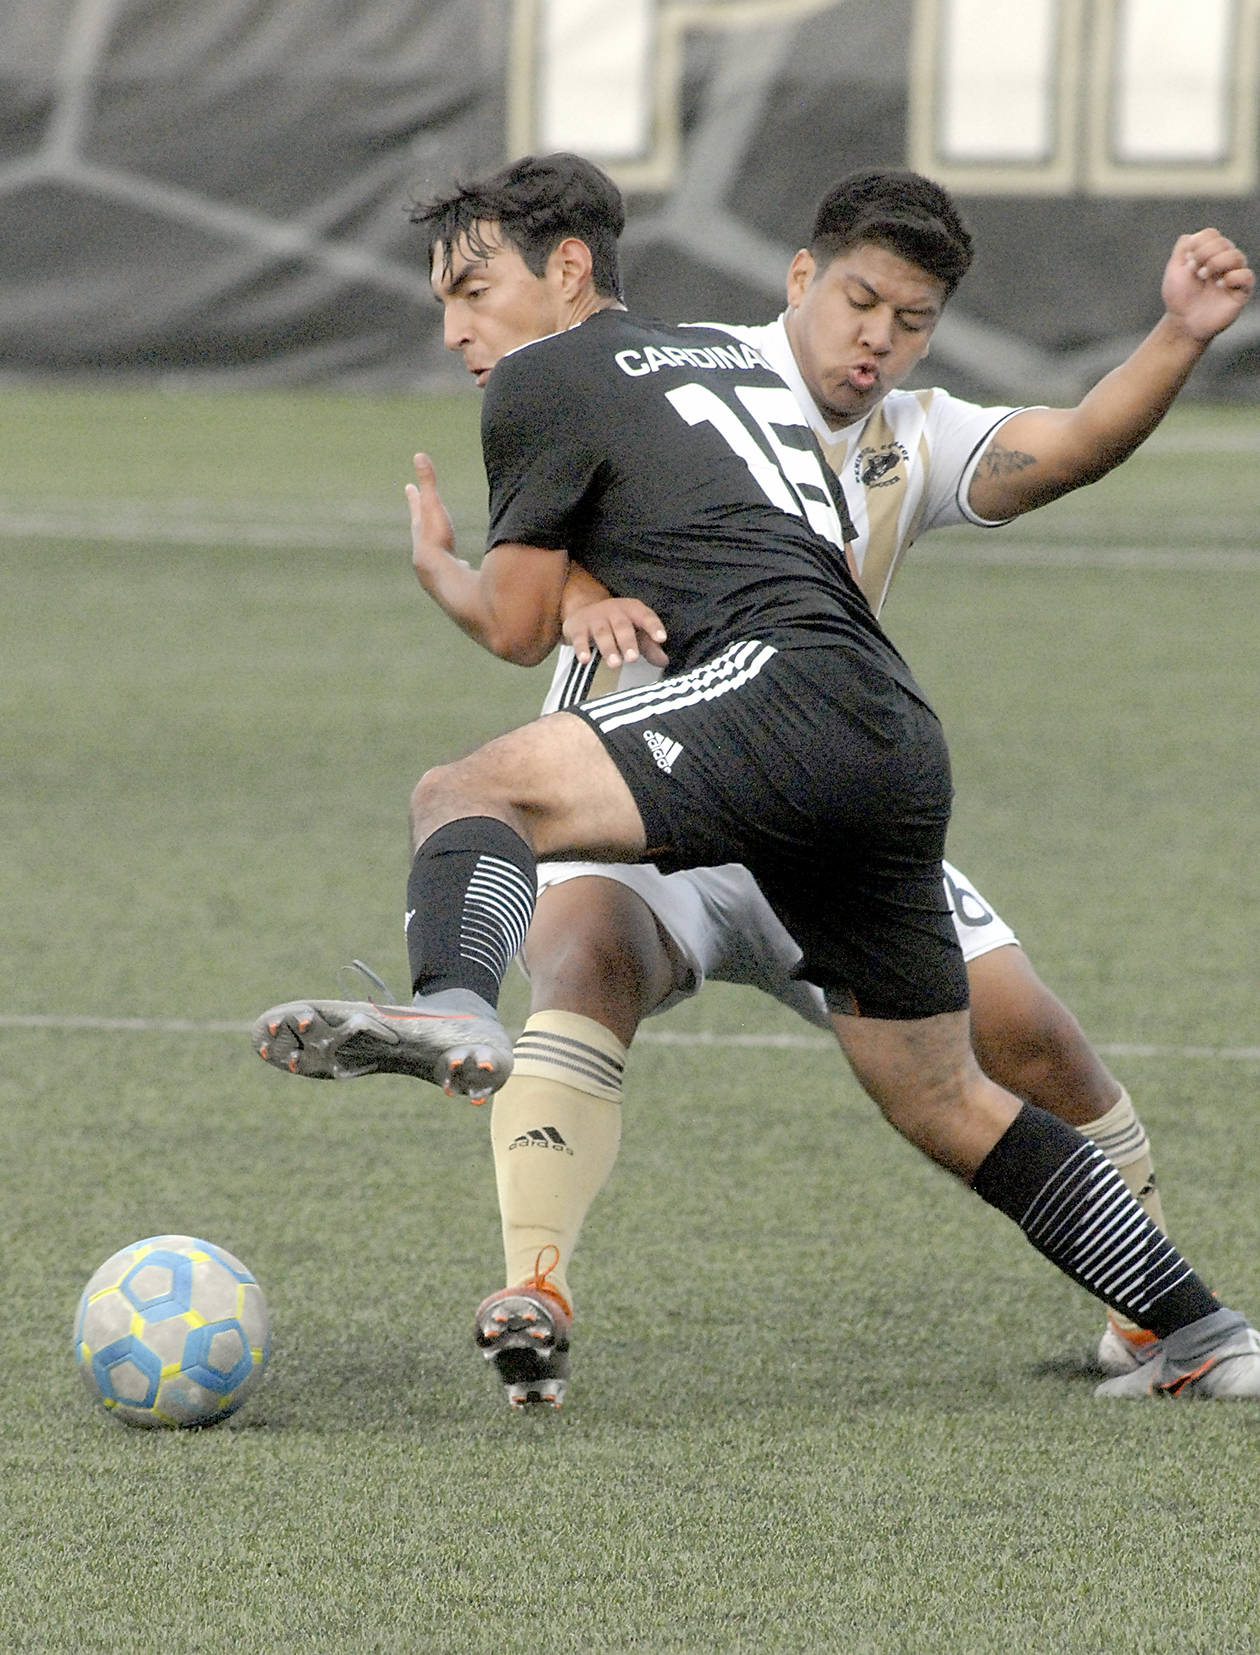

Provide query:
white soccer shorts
left=527, top=855, right=1018, bottom=1029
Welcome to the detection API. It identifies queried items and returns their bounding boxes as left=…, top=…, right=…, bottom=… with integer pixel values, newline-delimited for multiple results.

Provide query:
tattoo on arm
left=976, top=441, right=1037, bottom=478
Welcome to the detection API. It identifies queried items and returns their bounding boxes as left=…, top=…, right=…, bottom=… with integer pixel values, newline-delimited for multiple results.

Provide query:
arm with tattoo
left=965, top=228, right=1253, bottom=522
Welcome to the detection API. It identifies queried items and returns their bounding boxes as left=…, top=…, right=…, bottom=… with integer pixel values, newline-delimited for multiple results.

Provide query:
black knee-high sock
left=405, top=817, right=536, bottom=1006
left=973, top=1103, right=1217, bottom=1338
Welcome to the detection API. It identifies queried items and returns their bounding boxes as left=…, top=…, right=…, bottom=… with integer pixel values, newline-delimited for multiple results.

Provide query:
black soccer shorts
left=572, top=638, right=970, bottom=1021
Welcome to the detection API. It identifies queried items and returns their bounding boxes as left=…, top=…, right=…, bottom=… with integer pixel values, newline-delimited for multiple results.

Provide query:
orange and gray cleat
left=475, top=1248, right=573, bottom=1409
left=251, top=988, right=512, bottom=1101
left=1095, top=1314, right=1159, bottom=1377
left=1094, top=1308, right=1260, bottom=1399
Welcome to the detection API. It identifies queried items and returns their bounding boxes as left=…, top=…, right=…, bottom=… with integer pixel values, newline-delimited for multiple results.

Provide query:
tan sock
left=490, top=1010, right=626, bottom=1312
left=1078, top=1087, right=1168, bottom=1333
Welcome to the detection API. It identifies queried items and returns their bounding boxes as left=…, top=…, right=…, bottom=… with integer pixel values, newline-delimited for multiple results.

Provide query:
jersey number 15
left=666, top=381, right=849, bottom=551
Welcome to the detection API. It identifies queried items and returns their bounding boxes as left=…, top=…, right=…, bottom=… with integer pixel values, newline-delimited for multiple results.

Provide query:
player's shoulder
left=481, top=318, right=621, bottom=429
left=885, top=384, right=973, bottom=424
left=485, top=310, right=780, bottom=419
left=489, top=321, right=589, bottom=386
left=685, top=318, right=781, bottom=369
left=900, top=383, right=1021, bottom=430
left=874, top=384, right=1023, bottom=455
left=488, top=309, right=724, bottom=382
left=618, top=314, right=774, bottom=374
left=706, top=319, right=776, bottom=351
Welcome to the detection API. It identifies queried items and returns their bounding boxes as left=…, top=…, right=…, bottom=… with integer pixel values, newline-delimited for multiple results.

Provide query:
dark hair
left=411, top=152, right=626, bottom=301
left=809, top=169, right=973, bottom=297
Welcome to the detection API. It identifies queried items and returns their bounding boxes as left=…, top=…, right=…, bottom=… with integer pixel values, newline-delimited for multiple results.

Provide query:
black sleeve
left=481, top=343, right=604, bottom=551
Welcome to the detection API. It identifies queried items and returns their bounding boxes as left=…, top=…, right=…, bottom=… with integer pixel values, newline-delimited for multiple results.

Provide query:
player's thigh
left=522, top=873, right=680, bottom=1039
left=413, top=710, right=646, bottom=857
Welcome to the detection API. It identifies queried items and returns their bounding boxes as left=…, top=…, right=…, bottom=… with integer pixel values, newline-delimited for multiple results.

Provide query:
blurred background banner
left=4, top=0, right=1259, bottom=398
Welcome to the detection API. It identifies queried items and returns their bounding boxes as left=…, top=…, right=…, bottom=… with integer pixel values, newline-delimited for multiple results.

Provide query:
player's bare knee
left=408, top=757, right=518, bottom=848
left=531, top=932, right=659, bottom=1019
left=409, top=761, right=459, bottom=842
left=831, top=1009, right=1018, bottom=1177
left=974, top=997, right=1117, bottom=1120
left=525, top=879, right=675, bottom=1030
left=966, top=948, right=1118, bottom=1120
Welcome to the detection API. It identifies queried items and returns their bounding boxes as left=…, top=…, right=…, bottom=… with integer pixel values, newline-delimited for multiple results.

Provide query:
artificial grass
left=2, top=388, right=1258, bottom=1652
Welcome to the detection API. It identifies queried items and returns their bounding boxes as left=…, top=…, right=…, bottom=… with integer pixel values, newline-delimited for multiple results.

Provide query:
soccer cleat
left=475, top=1248, right=572, bottom=1410
left=1096, top=1315, right=1158, bottom=1377
left=1094, top=1308, right=1260, bottom=1399
left=251, top=987, right=513, bottom=1101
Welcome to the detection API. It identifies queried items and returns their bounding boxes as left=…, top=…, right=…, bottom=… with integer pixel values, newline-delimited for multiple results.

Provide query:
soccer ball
left=74, top=1235, right=270, bottom=1428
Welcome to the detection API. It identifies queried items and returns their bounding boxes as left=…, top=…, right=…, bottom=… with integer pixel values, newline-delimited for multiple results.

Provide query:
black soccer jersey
left=481, top=309, right=927, bottom=706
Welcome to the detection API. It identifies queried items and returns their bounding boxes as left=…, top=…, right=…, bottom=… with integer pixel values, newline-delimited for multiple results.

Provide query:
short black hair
left=411, top=152, right=626, bottom=301
left=809, top=169, right=973, bottom=297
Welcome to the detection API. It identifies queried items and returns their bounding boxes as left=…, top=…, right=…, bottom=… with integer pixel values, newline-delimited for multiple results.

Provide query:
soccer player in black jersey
left=253, top=153, right=1260, bottom=1405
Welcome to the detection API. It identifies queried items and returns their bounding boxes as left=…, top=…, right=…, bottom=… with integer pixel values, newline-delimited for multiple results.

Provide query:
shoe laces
left=524, top=1244, right=572, bottom=1319
left=339, top=959, right=399, bottom=1006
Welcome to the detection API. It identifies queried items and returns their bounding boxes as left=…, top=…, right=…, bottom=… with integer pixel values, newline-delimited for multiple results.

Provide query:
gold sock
left=490, top=1010, right=626, bottom=1311
left=1079, top=1087, right=1168, bottom=1333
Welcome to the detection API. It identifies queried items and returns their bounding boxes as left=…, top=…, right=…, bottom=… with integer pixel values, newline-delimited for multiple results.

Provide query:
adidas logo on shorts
left=643, top=729, right=683, bottom=774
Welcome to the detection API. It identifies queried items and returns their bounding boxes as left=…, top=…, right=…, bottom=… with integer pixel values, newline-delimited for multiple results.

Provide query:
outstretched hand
left=405, top=452, right=465, bottom=582
left=1162, top=229, right=1254, bottom=342
left=563, top=595, right=669, bottom=670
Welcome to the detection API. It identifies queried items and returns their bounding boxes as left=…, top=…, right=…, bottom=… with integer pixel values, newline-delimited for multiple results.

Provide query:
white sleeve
left=917, top=396, right=1037, bottom=531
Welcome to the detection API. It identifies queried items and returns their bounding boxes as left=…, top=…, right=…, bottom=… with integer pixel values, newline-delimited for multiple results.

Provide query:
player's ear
left=785, top=249, right=814, bottom=308
left=552, top=235, right=595, bottom=297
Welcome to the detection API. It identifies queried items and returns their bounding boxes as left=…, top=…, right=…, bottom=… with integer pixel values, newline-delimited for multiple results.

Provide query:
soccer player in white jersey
left=436, top=168, right=1252, bottom=1407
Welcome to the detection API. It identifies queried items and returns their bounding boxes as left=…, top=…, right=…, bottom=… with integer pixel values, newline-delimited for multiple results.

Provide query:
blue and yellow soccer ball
left=74, top=1235, right=270, bottom=1428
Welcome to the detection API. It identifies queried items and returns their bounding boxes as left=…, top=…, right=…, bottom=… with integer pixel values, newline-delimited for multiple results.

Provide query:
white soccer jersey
left=719, top=316, right=1026, bottom=615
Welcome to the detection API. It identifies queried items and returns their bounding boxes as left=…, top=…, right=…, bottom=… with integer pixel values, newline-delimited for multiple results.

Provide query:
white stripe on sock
left=460, top=856, right=535, bottom=982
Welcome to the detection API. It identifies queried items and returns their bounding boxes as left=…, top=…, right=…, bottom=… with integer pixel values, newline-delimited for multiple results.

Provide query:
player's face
left=431, top=226, right=569, bottom=387
left=784, top=243, right=946, bottom=425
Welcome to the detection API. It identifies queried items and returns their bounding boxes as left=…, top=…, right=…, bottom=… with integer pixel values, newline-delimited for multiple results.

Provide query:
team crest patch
left=856, top=441, right=909, bottom=489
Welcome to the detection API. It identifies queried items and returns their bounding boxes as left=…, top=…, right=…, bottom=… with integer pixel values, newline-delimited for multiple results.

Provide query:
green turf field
left=2, top=386, right=1258, bottom=1652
